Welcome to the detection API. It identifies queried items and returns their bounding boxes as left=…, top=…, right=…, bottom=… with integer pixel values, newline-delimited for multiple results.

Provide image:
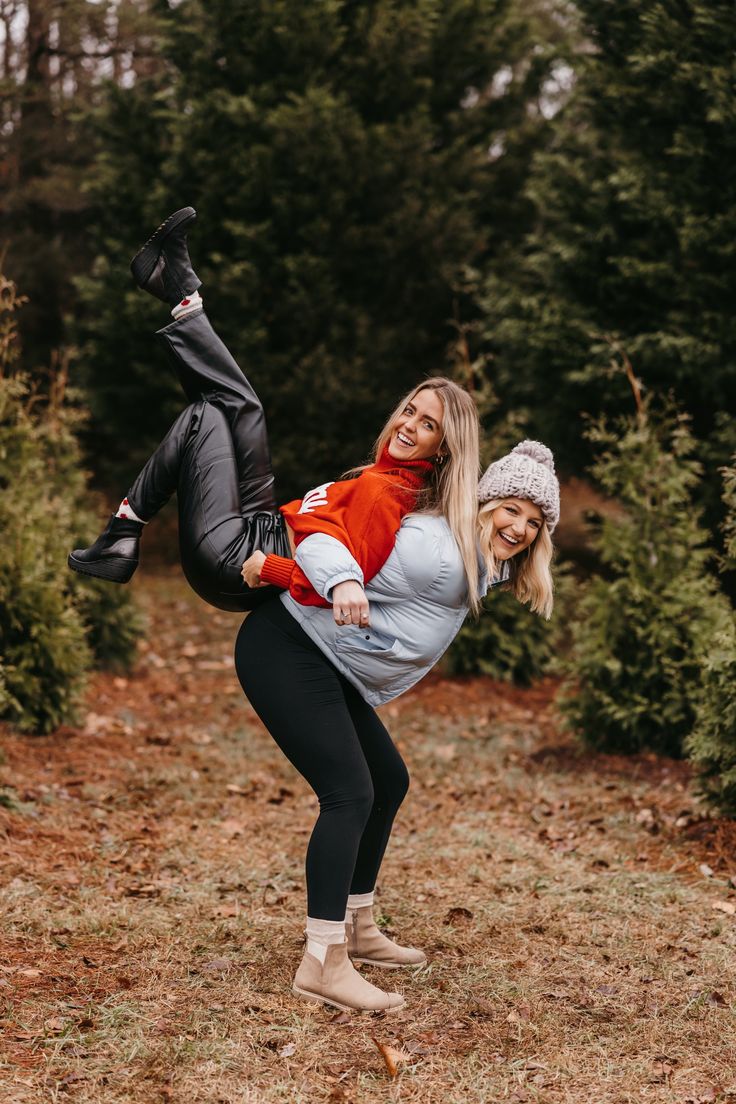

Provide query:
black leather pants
left=126, top=311, right=291, bottom=612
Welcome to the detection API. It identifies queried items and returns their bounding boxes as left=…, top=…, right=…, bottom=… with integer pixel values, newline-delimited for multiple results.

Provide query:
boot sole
left=68, top=552, right=137, bottom=584
left=130, top=206, right=197, bottom=287
left=291, top=984, right=405, bottom=1013
left=350, top=955, right=426, bottom=970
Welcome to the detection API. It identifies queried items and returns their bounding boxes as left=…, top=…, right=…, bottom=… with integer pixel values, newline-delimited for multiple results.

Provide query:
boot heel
left=68, top=552, right=137, bottom=584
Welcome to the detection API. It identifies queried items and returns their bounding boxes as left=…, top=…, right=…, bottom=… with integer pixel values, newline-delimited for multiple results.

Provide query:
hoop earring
left=434, top=453, right=446, bottom=466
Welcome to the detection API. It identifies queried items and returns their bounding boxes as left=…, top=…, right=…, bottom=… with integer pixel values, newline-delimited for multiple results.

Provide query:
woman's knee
left=375, top=758, right=410, bottom=813
left=321, top=777, right=375, bottom=831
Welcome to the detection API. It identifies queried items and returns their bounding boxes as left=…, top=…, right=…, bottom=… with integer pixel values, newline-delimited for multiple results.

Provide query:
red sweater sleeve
left=260, top=554, right=296, bottom=589
left=275, top=472, right=416, bottom=607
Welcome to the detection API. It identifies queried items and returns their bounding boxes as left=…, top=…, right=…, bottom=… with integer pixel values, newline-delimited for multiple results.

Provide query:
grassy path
left=1, top=572, right=735, bottom=1103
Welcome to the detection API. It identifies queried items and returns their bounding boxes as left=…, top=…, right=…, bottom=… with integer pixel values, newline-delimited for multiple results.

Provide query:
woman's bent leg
left=339, top=686, right=426, bottom=968
left=157, top=311, right=277, bottom=513
left=127, top=400, right=288, bottom=611
left=342, top=685, right=410, bottom=896
left=234, top=602, right=376, bottom=921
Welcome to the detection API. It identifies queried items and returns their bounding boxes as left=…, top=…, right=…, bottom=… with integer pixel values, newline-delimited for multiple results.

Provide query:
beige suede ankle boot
left=347, top=906, right=427, bottom=968
left=292, top=939, right=405, bottom=1012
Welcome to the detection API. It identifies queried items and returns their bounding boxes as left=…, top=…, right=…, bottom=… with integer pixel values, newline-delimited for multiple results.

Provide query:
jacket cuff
left=260, top=554, right=295, bottom=589
left=324, top=569, right=365, bottom=601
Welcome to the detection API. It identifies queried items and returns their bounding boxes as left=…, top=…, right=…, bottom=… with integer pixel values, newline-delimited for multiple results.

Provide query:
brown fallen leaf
left=220, top=818, right=246, bottom=838
left=330, top=1010, right=351, bottom=1024
left=712, top=901, right=736, bottom=916
left=372, top=1036, right=412, bottom=1079
left=444, top=906, right=473, bottom=925
left=278, top=1042, right=296, bottom=1058
left=651, top=1060, right=675, bottom=1083
left=18, top=968, right=42, bottom=978
left=201, top=958, right=233, bottom=974
left=684, top=1088, right=718, bottom=1104
left=699, top=863, right=714, bottom=878
left=58, top=1071, right=86, bottom=1087
left=124, top=884, right=160, bottom=898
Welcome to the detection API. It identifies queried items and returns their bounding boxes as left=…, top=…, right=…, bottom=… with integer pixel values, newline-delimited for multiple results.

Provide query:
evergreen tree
left=559, top=393, right=732, bottom=757
left=75, top=0, right=567, bottom=495
left=0, top=275, right=142, bottom=735
left=720, top=456, right=736, bottom=572
left=481, top=0, right=736, bottom=514
left=686, top=459, right=736, bottom=812
left=0, top=0, right=163, bottom=369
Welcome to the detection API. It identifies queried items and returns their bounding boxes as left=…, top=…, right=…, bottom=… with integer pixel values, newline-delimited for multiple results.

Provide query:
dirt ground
left=1, top=569, right=735, bottom=1103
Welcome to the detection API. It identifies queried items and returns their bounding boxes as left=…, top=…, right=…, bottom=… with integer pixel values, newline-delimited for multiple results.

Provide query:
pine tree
left=481, top=0, right=736, bottom=517
left=0, top=0, right=163, bottom=370
left=559, top=391, right=732, bottom=757
left=75, top=0, right=568, bottom=495
left=686, top=458, right=736, bottom=812
left=720, top=457, right=736, bottom=573
left=0, top=275, right=142, bottom=735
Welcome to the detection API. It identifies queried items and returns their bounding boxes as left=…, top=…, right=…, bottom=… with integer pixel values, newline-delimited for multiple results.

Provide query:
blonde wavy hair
left=354, top=377, right=483, bottom=613
left=477, top=499, right=555, bottom=619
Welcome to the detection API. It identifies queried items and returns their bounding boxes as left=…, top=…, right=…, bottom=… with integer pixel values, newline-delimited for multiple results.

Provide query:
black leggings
left=125, top=310, right=290, bottom=611
left=235, top=600, right=410, bottom=920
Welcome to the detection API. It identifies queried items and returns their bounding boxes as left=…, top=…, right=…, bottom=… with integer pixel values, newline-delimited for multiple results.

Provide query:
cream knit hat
left=477, top=440, right=560, bottom=532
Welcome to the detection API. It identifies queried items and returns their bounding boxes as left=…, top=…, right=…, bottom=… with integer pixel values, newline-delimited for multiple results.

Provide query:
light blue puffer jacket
left=280, top=513, right=506, bottom=706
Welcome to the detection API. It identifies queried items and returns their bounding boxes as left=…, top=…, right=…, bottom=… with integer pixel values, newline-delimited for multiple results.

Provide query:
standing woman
left=237, top=439, right=558, bottom=1014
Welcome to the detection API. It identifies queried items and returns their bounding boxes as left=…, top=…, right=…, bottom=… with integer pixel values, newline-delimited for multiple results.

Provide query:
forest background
left=2, top=4, right=736, bottom=1100
left=1, top=0, right=735, bottom=773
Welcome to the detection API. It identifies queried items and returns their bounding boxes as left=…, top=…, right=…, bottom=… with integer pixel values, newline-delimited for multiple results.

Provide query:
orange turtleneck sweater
left=259, top=448, right=434, bottom=608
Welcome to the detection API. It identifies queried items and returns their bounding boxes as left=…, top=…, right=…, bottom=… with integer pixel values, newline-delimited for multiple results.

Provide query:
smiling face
left=490, top=497, right=544, bottom=559
left=387, top=388, right=445, bottom=462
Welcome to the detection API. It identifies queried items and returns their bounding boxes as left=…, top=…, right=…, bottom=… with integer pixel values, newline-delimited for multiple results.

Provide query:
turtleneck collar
left=372, top=445, right=435, bottom=486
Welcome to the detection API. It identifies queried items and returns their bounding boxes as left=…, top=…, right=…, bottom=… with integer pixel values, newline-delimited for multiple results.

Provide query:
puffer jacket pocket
left=333, top=625, right=416, bottom=688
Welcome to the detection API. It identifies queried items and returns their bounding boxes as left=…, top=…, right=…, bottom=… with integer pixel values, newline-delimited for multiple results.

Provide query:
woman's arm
left=242, top=542, right=370, bottom=625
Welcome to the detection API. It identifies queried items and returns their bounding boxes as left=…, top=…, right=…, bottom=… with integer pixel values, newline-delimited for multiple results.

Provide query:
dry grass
left=1, top=570, right=735, bottom=1103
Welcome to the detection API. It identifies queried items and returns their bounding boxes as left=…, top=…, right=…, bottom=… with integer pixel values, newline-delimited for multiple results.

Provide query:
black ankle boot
left=130, top=207, right=202, bottom=307
left=68, top=516, right=143, bottom=584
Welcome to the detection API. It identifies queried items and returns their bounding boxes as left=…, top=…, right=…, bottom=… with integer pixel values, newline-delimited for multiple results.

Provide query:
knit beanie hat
left=477, top=440, right=560, bottom=532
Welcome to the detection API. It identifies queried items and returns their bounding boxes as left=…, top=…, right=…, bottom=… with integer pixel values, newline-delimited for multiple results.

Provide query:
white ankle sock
left=171, top=289, right=203, bottom=320
left=114, top=497, right=146, bottom=523
left=345, top=891, right=375, bottom=919
left=305, top=917, right=346, bottom=965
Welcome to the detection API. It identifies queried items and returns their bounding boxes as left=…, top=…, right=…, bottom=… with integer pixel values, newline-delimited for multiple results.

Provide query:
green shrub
left=558, top=403, right=732, bottom=757
left=686, top=458, right=736, bottom=812
left=71, top=576, right=143, bottom=671
left=0, top=276, right=142, bottom=734
left=686, top=627, right=736, bottom=813
left=720, top=456, right=736, bottom=572
left=445, top=568, right=572, bottom=686
left=0, top=372, right=92, bottom=733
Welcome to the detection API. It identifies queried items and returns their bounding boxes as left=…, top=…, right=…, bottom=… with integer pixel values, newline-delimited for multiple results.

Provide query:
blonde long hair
left=477, top=498, right=555, bottom=619
left=356, top=377, right=483, bottom=614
